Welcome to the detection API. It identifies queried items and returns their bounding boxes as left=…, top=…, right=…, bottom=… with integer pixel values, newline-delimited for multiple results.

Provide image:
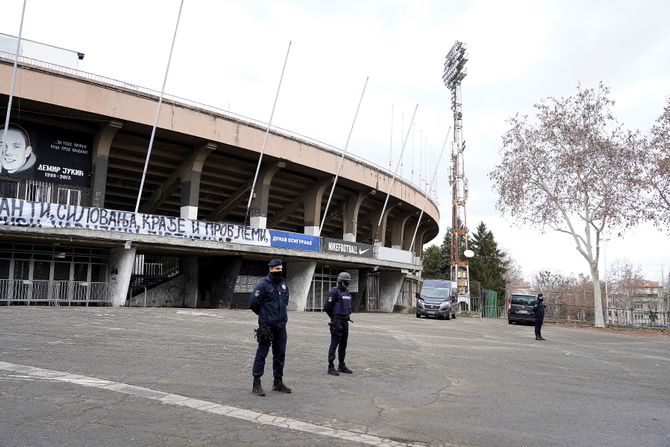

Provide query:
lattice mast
left=442, top=41, right=470, bottom=305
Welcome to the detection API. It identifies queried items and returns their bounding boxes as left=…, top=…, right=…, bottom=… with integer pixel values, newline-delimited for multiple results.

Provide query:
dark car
left=416, top=279, right=457, bottom=320
left=507, top=294, right=537, bottom=324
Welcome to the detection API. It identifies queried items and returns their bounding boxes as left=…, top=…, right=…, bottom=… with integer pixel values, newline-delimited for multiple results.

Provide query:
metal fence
left=0, top=279, right=112, bottom=306
left=471, top=295, right=670, bottom=328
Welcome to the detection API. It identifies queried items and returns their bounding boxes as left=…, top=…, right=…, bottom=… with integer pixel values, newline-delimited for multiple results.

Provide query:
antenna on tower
left=442, top=40, right=470, bottom=309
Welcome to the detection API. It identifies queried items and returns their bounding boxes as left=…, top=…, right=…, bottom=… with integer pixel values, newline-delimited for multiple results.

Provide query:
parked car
left=416, top=279, right=457, bottom=320
left=507, top=293, right=537, bottom=324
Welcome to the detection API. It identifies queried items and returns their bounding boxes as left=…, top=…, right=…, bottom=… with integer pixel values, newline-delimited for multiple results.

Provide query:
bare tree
left=502, top=251, right=523, bottom=284
left=608, top=259, right=644, bottom=310
left=489, top=83, right=643, bottom=327
left=644, top=98, right=670, bottom=228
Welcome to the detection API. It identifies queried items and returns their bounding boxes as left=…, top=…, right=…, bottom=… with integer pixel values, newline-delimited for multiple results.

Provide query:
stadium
left=0, top=35, right=439, bottom=312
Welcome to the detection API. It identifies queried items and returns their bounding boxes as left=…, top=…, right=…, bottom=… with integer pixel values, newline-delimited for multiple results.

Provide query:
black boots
left=272, top=377, right=292, bottom=393
left=252, top=377, right=265, bottom=396
left=329, top=364, right=352, bottom=375
left=253, top=377, right=291, bottom=394
left=337, top=364, right=353, bottom=374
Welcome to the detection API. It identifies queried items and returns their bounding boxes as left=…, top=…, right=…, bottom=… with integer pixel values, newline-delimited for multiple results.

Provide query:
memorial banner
left=1, top=123, right=92, bottom=187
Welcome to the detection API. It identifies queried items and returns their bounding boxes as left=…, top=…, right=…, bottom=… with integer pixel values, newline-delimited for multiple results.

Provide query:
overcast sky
left=2, top=0, right=669, bottom=283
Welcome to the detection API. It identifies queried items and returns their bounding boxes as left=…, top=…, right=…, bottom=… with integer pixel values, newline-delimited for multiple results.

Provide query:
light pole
left=442, top=40, right=470, bottom=308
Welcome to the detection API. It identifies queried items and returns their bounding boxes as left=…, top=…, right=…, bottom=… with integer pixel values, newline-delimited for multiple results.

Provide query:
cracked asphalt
left=1, top=307, right=669, bottom=447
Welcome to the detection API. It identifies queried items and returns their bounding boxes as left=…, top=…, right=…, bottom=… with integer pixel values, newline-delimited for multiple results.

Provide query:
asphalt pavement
left=1, top=307, right=669, bottom=447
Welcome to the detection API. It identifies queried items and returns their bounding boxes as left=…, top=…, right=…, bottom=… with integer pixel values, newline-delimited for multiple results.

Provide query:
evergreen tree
left=421, top=230, right=452, bottom=279
left=468, top=222, right=508, bottom=302
left=421, top=245, right=448, bottom=279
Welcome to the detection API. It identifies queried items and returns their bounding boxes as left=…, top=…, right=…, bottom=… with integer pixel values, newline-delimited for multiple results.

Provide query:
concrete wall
left=126, top=274, right=186, bottom=307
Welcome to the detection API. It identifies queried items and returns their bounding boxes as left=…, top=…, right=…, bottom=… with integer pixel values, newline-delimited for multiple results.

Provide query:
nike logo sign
left=359, top=248, right=370, bottom=255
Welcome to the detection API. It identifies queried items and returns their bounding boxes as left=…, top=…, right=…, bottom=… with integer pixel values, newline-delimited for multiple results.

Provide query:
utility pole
left=442, top=41, right=470, bottom=309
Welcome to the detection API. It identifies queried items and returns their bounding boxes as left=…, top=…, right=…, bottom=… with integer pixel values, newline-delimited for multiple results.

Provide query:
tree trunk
left=590, top=264, right=605, bottom=327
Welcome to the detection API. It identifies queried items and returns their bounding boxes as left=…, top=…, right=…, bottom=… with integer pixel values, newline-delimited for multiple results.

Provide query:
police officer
left=249, top=259, right=292, bottom=396
left=534, top=293, right=546, bottom=340
left=324, top=271, right=353, bottom=376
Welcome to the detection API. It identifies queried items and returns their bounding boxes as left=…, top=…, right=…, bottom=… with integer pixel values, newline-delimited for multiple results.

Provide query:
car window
left=421, top=286, right=452, bottom=299
left=511, top=295, right=535, bottom=305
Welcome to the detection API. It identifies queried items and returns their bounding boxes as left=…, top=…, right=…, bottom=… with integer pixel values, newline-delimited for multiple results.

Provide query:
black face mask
left=270, top=271, right=282, bottom=280
left=340, top=281, right=350, bottom=288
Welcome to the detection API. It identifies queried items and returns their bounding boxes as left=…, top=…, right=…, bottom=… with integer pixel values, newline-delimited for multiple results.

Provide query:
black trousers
left=252, top=325, right=287, bottom=378
left=328, top=319, right=349, bottom=367
left=535, top=318, right=544, bottom=338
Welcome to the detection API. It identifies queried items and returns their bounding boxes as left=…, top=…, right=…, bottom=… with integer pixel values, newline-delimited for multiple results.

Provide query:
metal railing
left=0, top=279, right=112, bottom=306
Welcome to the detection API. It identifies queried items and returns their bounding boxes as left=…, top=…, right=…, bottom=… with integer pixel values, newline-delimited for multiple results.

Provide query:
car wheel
left=445, top=312, right=451, bottom=320
left=508, top=320, right=513, bottom=324
left=452, top=312, right=456, bottom=319
left=416, top=312, right=420, bottom=318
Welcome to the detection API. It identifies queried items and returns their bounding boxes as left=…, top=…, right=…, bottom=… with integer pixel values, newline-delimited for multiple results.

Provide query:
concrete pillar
left=108, top=244, right=136, bottom=307
left=379, top=270, right=406, bottom=312
left=180, top=142, right=216, bottom=219
left=182, top=257, right=199, bottom=307
left=342, top=192, right=367, bottom=241
left=414, top=228, right=430, bottom=258
left=303, top=179, right=331, bottom=236
left=392, top=213, right=414, bottom=249
left=285, top=260, right=316, bottom=312
left=249, top=162, right=285, bottom=229
left=370, top=204, right=395, bottom=246
left=91, top=121, right=122, bottom=208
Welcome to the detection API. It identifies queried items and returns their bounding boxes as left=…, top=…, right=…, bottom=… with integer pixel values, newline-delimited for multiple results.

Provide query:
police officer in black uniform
left=324, top=272, right=353, bottom=376
left=533, top=293, right=546, bottom=340
left=249, top=259, right=292, bottom=396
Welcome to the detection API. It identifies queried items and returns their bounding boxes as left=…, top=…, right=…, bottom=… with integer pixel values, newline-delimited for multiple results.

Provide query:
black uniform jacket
left=249, top=273, right=289, bottom=327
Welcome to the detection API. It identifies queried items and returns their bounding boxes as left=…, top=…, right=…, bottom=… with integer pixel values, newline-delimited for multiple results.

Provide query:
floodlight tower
left=442, top=41, right=471, bottom=308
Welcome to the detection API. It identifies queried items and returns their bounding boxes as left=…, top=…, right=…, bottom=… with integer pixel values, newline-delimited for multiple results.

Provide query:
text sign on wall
left=269, top=229, right=320, bottom=252
left=0, top=199, right=270, bottom=246
left=322, top=237, right=374, bottom=258
left=1, top=123, right=92, bottom=187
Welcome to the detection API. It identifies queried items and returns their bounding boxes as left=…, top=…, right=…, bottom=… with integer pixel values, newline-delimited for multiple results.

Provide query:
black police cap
left=268, top=258, right=283, bottom=267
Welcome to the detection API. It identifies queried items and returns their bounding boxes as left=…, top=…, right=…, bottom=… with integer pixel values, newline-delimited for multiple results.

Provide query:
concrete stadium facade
left=0, top=52, right=439, bottom=313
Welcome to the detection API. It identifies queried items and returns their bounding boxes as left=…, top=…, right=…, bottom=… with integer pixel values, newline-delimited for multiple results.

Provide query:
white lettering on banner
left=328, top=241, right=358, bottom=254
left=271, top=234, right=314, bottom=246
left=0, top=199, right=270, bottom=246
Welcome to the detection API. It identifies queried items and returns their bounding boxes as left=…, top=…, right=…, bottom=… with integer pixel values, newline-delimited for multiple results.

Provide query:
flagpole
left=409, top=127, right=451, bottom=252
left=244, top=41, right=292, bottom=227
left=318, top=76, right=369, bottom=236
left=135, top=0, right=185, bottom=213
left=374, top=103, right=418, bottom=243
left=1, top=0, right=28, bottom=150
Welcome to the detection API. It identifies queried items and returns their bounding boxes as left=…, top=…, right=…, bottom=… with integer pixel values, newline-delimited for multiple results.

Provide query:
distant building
left=611, top=279, right=667, bottom=326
